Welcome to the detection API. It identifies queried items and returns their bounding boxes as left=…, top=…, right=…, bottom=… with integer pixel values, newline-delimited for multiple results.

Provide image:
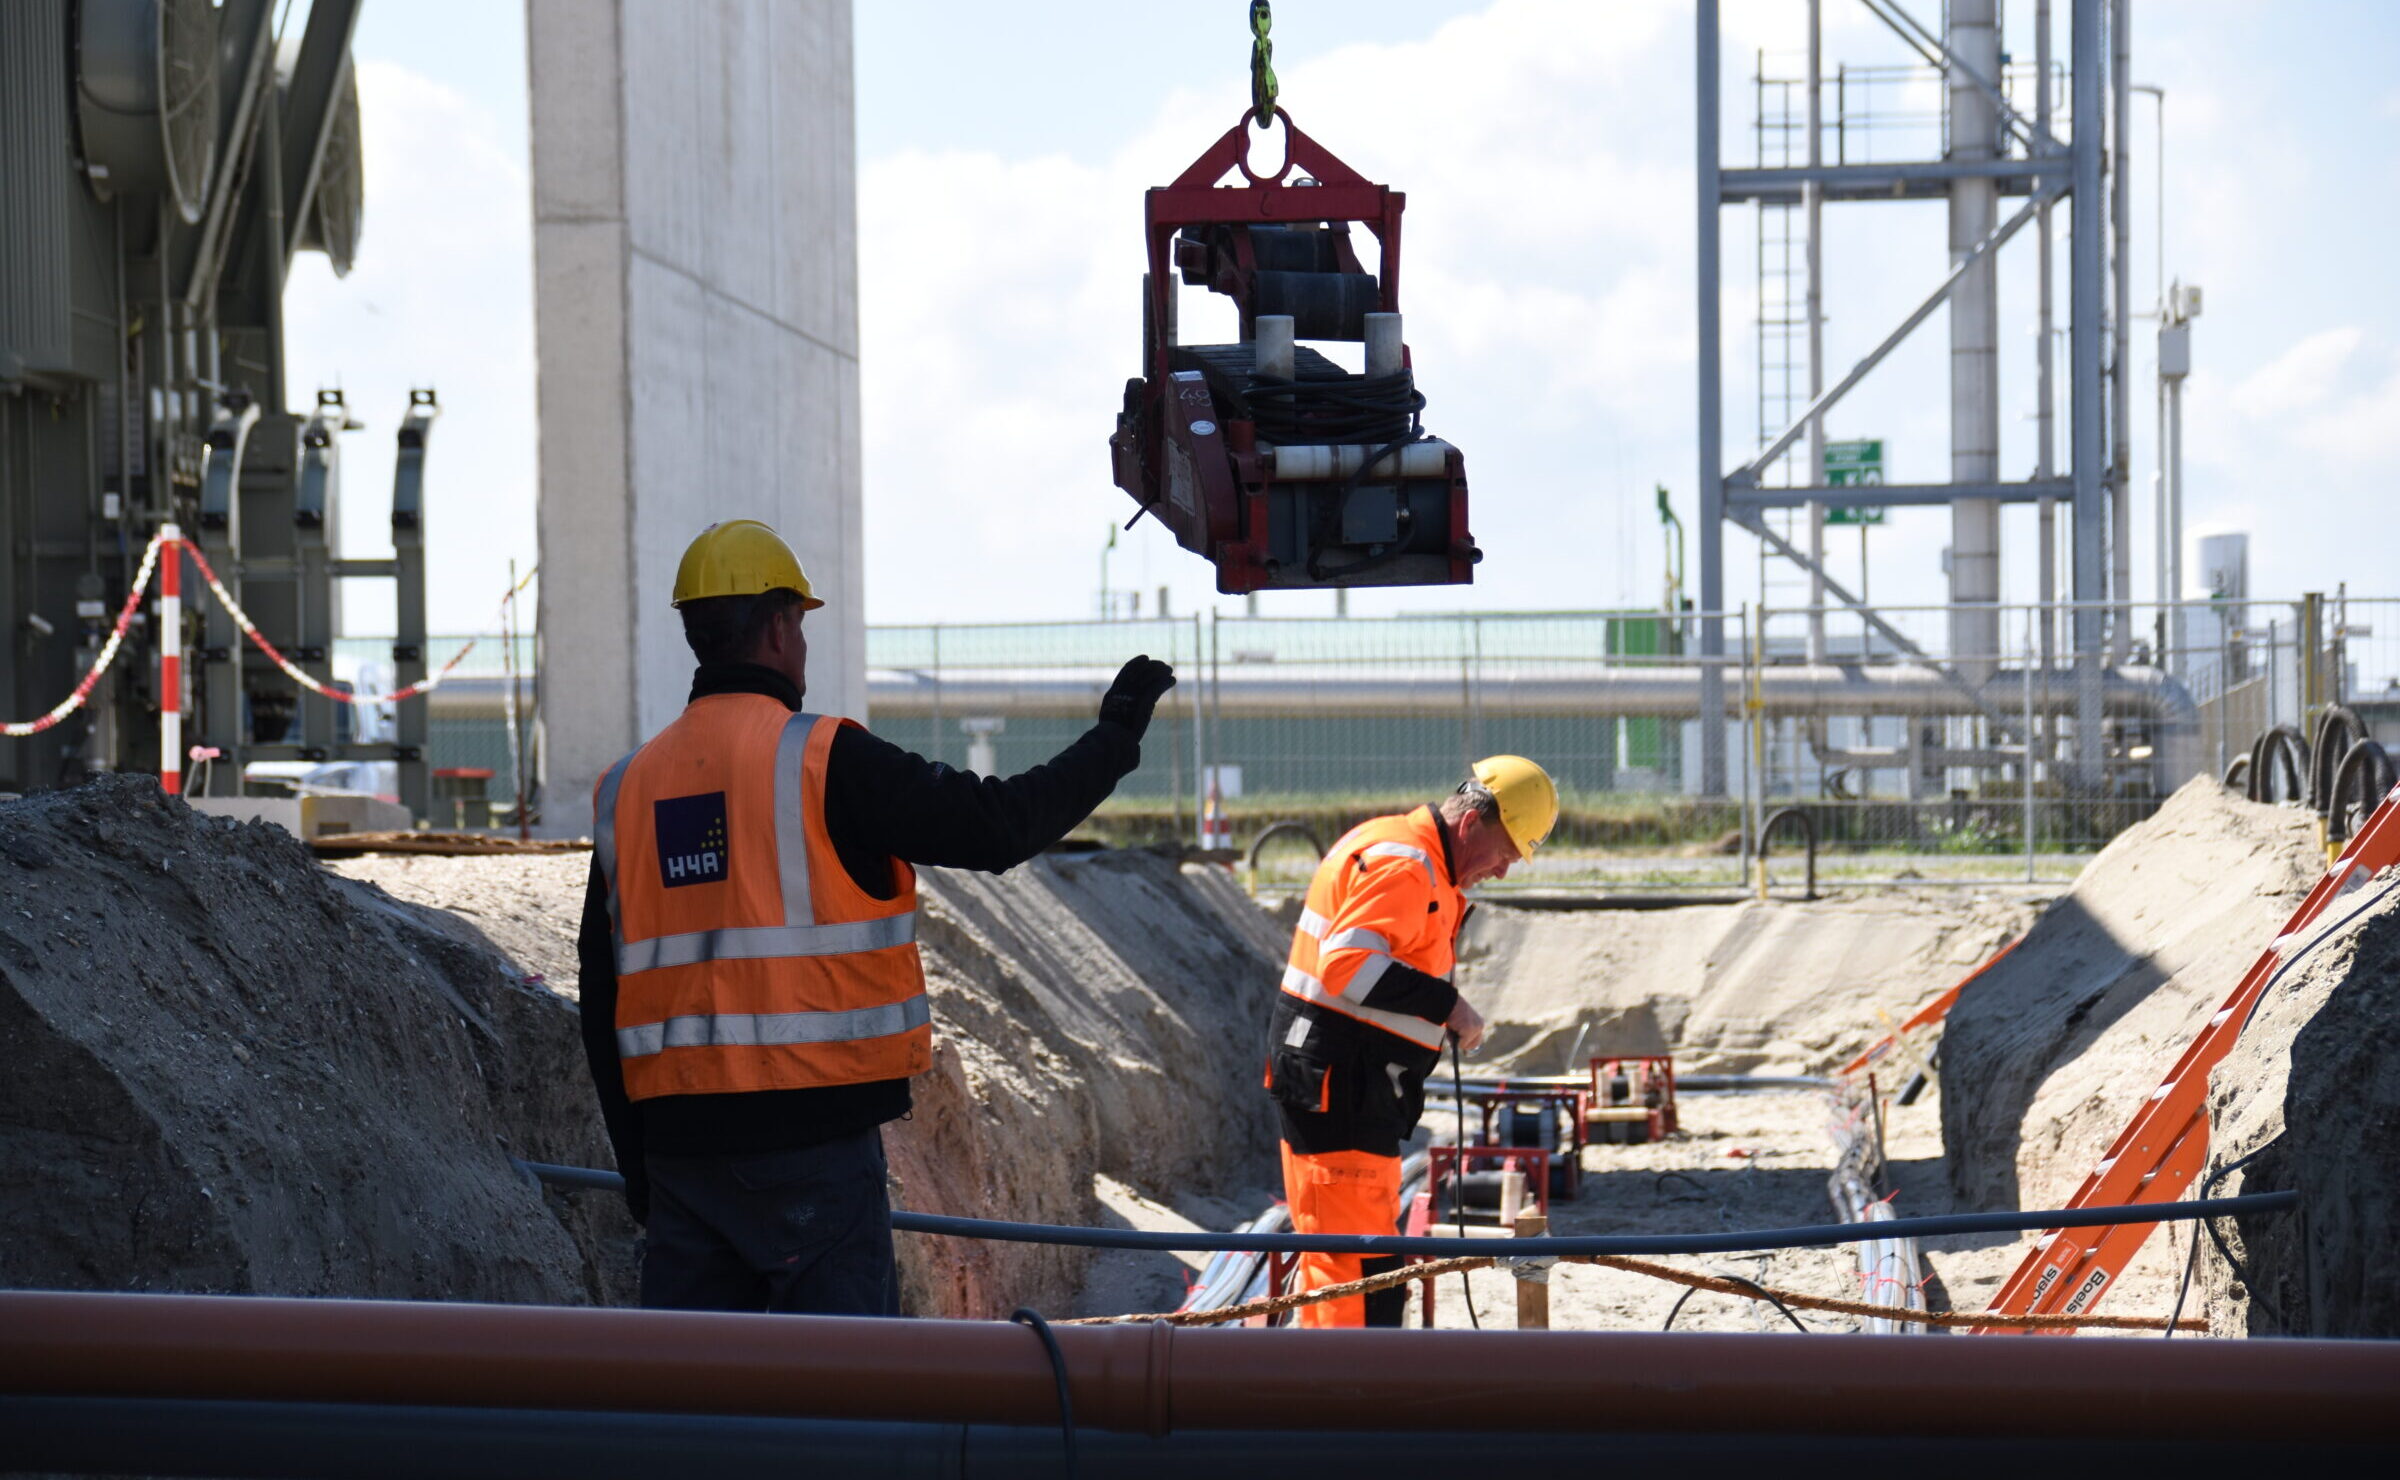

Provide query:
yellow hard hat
left=1471, top=754, right=1559, bottom=858
left=671, top=520, right=823, bottom=609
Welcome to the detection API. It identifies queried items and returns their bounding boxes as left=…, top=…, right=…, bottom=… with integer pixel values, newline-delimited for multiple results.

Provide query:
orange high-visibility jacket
left=593, top=693, right=930, bottom=1100
left=1281, top=807, right=1464, bottom=1051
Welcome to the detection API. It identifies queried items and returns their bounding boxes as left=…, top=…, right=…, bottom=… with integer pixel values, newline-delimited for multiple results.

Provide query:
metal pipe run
left=869, top=664, right=2194, bottom=724
left=870, top=664, right=2202, bottom=782
left=8, top=1397, right=2386, bottom=1479
left=6, top=1293, right=2397, bottom=1442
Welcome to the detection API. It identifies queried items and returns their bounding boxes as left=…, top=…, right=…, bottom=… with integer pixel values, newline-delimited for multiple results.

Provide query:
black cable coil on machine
left=1241, top=368, right=1424, bottom=447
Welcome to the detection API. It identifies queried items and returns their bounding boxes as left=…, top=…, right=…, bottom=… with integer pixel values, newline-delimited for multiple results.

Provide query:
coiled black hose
left=2307, top=706, right=2368, bottom=815
left=2247, top=724, right=2308, bottom=805
left=1241, top=369, right=1422, bottom=446
left=2329, top=738, right=2397, bottom=844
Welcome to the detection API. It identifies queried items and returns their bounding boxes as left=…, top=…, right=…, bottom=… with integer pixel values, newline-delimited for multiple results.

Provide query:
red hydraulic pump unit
left=1108, top=26, right=1481, bottom=595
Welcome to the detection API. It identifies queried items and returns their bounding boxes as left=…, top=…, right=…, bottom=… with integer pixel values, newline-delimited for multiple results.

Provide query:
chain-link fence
left=866, top=612, right=1753, bottom=890
left=374, top=597, right=2398, bottom=880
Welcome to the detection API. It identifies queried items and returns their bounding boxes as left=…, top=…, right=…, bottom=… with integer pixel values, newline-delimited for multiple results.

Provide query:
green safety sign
left=1824, top=439, right=1884, bottom=525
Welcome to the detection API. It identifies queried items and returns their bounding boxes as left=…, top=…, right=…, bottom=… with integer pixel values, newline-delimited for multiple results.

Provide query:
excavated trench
left=3, top=775, right=2388, bottom=1335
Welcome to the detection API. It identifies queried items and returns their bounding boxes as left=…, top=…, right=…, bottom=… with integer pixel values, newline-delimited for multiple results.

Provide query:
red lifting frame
left=1978, top=782, right=2400, bottom=1332
left=1135, top=113, right=1473, bottom=593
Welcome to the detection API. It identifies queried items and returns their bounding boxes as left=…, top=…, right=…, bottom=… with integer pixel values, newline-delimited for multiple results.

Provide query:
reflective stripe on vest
left=1281, top=807, right=1458, bottom=1050
left=616, top=993, right=933, bottom=1059
left=1280, top=964, right=1448, bottom=1050
left=596, top=701, right=929, bottom=1093
left=614, top=913, right=917, bottom=976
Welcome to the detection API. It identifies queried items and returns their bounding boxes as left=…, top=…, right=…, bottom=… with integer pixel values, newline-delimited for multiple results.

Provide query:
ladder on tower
left=1975, top=779, right=2400, bottom=1332
left=1751, top=62, right=1812, bottom=625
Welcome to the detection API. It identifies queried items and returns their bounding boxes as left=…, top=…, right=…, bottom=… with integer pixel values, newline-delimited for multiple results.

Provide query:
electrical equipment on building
left=0, top=1, right=430, bottom=812
left=1108, top=6, right=1480, bottom=594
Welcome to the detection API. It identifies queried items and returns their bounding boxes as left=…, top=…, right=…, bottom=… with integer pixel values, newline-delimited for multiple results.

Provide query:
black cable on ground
left=2165, top=1217, right=2202, bottom=1340
left=1661, top=1273, right=1810, bottom=1334
left=1448, top=1033, right=1480, bottom=1330
left=2199, top=1143, right=2286, bottom=1333
left=518, top=1162, right=2298, bottom=1260
left=1653, top=1171, right=1710, bottom=1201
left=1007, top=1308, right=1077, bottom=1480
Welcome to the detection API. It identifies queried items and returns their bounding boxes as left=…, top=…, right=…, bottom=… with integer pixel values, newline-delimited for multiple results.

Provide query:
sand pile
left=2199, top=874, right=2400, bottom=1338
left=1940, top=780, right=2321, bottom=1211
left=0, top=777, right=632, bottom=1304
left=338, top=843, right=1286, bottom=1319
left=1453, top=892, right=2032, bottom=1077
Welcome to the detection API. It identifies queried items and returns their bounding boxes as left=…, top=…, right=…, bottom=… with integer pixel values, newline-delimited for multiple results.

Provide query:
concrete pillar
left=529, top=0, right=864, bottom=837
left=1947, top=0, right=2001, bottom=687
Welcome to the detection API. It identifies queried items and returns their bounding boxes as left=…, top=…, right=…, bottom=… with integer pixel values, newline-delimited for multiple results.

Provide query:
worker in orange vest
left=1262, top=756, right=1559, bottom=1326
left=578, top=520, right=1175, bottom=1314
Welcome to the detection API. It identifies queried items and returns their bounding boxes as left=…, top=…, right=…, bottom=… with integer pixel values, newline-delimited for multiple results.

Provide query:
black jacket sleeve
left=1355, top=961, right=1459, bottom=1026
left=576, top=856, right=648, bottom=1223
left=821, top=719, right=1140, bottom=883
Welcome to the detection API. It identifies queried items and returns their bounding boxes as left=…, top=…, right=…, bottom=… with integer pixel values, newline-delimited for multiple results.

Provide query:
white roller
left=1253, top=314, right=1296, bottom=381
left=1268, top=440, right=1453, bottom=481
left=1363, top=312, right=1404, bottom=376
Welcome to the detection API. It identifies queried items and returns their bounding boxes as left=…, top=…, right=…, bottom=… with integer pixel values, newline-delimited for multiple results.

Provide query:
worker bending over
left=578, top=520, right=1175, bottom=1315
left=1262, top=757, right=1558, bottom=1327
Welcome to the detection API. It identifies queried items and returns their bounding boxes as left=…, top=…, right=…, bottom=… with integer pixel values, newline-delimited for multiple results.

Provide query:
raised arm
left=823, top=655, right=1175, bottom=874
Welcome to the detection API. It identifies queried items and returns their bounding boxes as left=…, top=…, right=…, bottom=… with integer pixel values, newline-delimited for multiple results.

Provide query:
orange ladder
left=1975, top=780, right=2400, bottom=1333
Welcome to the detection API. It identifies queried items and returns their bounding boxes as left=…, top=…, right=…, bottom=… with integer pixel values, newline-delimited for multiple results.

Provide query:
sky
left=283, top=0, right=2400, bottom=636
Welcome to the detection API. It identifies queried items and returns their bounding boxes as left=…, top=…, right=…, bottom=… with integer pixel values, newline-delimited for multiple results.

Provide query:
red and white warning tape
left=2, top=529, right=170, bottom=739
left=180, top=541, right=484, bottom=704
left=6, top=526, right=536, bottom=798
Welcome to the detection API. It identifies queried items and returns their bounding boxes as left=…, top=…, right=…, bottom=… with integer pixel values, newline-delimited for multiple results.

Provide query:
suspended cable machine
left=1109, top=2, right=1481, bottom=595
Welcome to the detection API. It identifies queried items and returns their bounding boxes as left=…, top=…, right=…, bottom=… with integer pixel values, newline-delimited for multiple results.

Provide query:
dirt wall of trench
left=1938, top=780, right=2322, bottom=1212
left=0, top=781, right=1283, bottom=1319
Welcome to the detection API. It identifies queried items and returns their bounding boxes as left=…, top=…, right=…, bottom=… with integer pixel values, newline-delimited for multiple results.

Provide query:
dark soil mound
left=0, top=776, right=631, bottom=1302
left=2202, top=876, right=2400, bottom=1338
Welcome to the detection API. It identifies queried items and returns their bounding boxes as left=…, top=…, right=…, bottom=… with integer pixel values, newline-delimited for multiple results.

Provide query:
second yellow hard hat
left=1472, top=754, right=1559, bottom=858
left=671, top=520, right=823, bottom=610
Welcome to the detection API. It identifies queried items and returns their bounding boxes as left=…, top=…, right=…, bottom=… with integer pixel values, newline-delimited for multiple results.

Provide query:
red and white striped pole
left=159, top=523, right=182, bottom=796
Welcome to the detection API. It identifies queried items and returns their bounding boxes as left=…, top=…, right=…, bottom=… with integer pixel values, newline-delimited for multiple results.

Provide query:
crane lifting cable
left=1108, top=2, right=1482, bottom=594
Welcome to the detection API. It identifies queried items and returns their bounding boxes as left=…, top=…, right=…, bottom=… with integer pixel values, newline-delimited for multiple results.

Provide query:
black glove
left=622, top=1164, right=650, bottom=1228
left=1099, top=654, right=1177, bottom=739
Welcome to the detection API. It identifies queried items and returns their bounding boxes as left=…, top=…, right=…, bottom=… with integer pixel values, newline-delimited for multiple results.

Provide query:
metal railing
left=353, top=597, right=2396, bottom=878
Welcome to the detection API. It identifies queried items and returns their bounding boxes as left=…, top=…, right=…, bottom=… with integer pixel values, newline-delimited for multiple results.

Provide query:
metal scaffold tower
left=1694, top=0, right=2132, bottom=798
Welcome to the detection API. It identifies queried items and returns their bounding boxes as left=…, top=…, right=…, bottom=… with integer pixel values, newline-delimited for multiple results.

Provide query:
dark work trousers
left=639, top=1127, right=901, bottom=1316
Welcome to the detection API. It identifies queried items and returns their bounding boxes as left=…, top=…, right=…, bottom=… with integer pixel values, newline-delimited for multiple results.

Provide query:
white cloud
left=857, top=0, right=1703, bottom=622
left=283, top=60, right=537, bottom=636
left=2229, top=326, right=2363, bottom=419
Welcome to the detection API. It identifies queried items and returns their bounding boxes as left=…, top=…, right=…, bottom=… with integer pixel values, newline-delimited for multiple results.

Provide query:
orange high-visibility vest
left=594, top=694, right=930, bottom=1100
left=1281, top=806, right=1462, bottom=1051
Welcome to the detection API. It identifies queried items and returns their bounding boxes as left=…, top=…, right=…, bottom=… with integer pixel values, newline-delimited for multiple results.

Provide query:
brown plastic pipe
left=3, top=1291, right=2396, bottom=1441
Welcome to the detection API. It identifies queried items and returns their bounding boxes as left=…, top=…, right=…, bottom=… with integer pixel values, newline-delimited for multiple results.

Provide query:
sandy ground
left=1458, top=890, right=2034, bottom=1077
left=1412, top=1084, right=2190, bottom=1335
left=1066, top=1081, right=2196, bottom=1334
left=330, top=851, right=591, bottom=996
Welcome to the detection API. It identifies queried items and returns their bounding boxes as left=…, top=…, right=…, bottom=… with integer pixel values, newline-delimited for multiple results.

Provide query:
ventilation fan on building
left=75, top=0, right=221, bottom=225
left=291, top=63, right=363, bottom=277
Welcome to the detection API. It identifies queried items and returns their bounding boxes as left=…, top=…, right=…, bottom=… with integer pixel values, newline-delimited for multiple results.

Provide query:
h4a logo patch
left=655, top=791, right=730, bottom=888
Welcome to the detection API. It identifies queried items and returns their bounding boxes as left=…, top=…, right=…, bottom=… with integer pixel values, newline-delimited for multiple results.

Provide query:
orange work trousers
left=1278, top=1143, right=1402, bottom=1328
